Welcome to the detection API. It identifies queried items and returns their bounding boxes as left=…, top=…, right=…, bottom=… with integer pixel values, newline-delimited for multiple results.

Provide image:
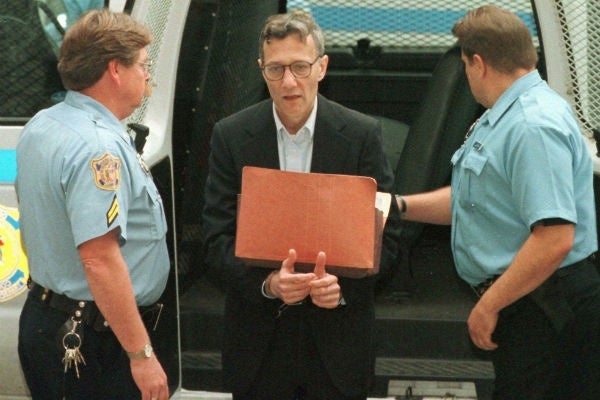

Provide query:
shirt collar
left=273, top=97, right=318, bottom=139
left=64, top=90, right=131, bottom=145
left=485, top=69, right=543, bottom=127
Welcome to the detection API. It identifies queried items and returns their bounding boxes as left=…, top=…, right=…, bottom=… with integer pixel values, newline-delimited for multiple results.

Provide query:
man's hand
left=269, top=249, right=315, bottom=304
left=309, top=251, right=341, bottom=309
left=467, top=300, right=499, bottom=351
left=130, top=356, right=169, bottom=400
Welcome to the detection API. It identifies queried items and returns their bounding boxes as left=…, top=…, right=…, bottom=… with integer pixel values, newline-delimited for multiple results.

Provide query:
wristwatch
left=127, top=343, right=153, bottom=359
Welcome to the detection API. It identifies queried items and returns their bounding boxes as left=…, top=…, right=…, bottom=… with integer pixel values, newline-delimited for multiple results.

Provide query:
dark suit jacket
left=202, top=94, right=400, bottom=397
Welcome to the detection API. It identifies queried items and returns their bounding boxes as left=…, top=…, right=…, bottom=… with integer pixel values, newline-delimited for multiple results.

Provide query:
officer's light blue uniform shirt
left=450, top=70, right=597, bottom=286
left=16, top=91, right=169, bottom=305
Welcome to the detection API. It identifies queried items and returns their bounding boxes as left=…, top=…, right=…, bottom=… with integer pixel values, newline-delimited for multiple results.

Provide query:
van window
left=288, top=0, right=538, bottom=50
left=0, top=1, right=103, bottom=121
left=283, top=0, right=538, bottom=130
left=38, top=0, right=105, bottom=54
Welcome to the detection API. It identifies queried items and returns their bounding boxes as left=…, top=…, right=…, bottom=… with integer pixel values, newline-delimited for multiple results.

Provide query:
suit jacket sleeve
left=201, top=104, right=277, bottom=304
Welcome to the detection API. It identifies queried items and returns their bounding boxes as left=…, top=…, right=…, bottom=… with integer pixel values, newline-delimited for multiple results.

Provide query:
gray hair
left=258, top=10, right=325, bottom=62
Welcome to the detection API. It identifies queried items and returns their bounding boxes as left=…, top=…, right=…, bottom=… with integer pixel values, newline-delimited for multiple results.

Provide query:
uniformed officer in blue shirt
left=396, top=5, right=600, bottom=400
left=16, top=9, right=170, bottom=400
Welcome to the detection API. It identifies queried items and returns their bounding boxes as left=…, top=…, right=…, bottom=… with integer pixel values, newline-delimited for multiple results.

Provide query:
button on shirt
left=16, top=91, right=169, bottom=305
left=274, top=99, right=317, bottom=172
left=450, top=70, right=597, bottom=285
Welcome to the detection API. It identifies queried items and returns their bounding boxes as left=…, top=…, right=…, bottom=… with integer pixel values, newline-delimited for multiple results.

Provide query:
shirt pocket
left=145, top=183, right=168, bottom=239
left=457, top=150, right=488, bottom=209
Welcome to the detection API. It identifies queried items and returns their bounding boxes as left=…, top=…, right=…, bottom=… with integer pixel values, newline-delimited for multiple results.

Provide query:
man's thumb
left=282, top=248, right=297, bottom=273
left=314, top=251, right=326, bottom=277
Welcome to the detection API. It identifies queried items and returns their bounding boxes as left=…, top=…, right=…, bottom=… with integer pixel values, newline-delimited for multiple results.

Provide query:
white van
left=1, top=0, right=598, bottom=398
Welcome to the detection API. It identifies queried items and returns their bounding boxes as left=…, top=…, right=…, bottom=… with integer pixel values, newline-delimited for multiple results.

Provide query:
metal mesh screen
left=127, top=0, right=172, bottom=125
left=556, top=0, right=600, bottom=136
left=287, top=0, right=537, bottom=49
left=0, top=1, right=64, bottom=119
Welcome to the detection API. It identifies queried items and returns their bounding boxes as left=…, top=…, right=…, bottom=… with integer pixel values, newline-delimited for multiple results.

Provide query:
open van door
left=0, top=0, right=189, bottom=397
left=125, top=0, right=193, bottom=395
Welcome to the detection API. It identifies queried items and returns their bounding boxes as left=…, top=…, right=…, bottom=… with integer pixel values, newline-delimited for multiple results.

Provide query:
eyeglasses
left=135, top=59, right=153, bottom=73
left=261, top=56, right=322, bottom=81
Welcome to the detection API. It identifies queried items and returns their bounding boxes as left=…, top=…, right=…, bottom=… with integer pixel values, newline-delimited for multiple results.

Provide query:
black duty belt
left=470, top=255, right=595, bottom=298
left=471, top=276, right=500, bottom=298
left=29, top=281, right=163, bottom=331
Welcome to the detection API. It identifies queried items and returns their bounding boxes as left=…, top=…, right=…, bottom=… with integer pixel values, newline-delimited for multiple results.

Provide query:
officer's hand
left=130, top=356, right=169, bottom=400
left=467, top=300, right=499, bottom=351
left=269, top=249, right=315, bottom=304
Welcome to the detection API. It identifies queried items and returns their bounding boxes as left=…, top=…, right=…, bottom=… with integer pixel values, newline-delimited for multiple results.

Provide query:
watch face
left=144, top=344, right=153, bottom=357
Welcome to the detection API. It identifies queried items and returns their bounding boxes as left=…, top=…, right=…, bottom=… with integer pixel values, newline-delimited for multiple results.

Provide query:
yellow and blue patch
left=0, top=204, right=28, bottom=302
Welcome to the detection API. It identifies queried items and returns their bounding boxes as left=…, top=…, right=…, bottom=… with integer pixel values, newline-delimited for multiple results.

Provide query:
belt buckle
left=471, top=277, right=497, bottom=298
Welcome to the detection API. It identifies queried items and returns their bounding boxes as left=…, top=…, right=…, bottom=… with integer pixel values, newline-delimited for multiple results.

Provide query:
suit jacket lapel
left=311, top=95, right=351, bottom=173
left=239, top=100, right=280, bottom=169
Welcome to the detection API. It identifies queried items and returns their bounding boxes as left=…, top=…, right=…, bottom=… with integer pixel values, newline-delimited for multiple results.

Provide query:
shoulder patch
left=90, top=153, right=121, bottom=190
left=107, top=194, right=119, bottom=227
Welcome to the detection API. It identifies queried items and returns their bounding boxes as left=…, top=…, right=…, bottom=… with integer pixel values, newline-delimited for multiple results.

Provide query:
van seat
left=374, top=115, right=409, bottom=172
left=395, top=45, right=482, bottom=198
left=386, top=45, right=483, bottom=293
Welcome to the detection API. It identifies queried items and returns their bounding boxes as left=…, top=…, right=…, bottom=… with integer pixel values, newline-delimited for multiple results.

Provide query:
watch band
left=261, top=271, right=277, bottom=299
left=126, top=343, right=153, bottom=359
left=396, top=195, right=407, bottom=214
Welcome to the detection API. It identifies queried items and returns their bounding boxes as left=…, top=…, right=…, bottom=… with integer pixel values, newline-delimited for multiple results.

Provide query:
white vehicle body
left=1, top=0, right=598, bottom=398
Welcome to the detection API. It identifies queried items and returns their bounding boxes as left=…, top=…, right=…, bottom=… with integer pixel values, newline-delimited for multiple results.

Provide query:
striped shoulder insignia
left=107, top=194, right=119, bottom=227
left=90, top=153, right=121, bottom=191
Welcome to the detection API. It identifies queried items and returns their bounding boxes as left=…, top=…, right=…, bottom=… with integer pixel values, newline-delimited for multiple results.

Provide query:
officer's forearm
left=397, top=186, right=452, bottom=225
left=79, top=230, right=150, bottom=354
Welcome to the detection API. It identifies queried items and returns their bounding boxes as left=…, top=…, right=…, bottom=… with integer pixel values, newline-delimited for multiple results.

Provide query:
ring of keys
left=62, top=318, right=86, bottom=378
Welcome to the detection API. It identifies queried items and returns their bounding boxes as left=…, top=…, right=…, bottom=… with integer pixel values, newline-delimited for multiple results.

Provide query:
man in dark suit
left=202, top=10, right=400, bottom=400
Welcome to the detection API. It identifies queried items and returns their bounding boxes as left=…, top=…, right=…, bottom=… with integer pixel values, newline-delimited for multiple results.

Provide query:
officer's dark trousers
left=18, top=291, right=141, bottom=400
left=490, top=260, right=600, bottom=400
